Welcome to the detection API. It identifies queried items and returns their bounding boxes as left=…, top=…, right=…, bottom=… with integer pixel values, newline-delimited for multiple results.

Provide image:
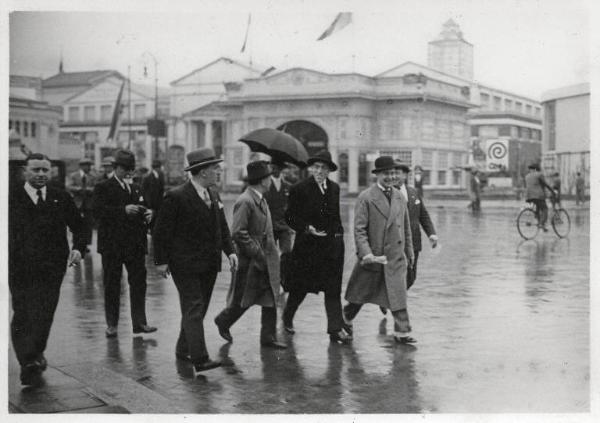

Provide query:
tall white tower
left=428, top=19, right=474, bottom=80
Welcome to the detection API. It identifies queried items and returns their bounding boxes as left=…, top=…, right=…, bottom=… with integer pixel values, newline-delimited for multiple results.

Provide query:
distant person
left=10, top=153, right=85, bottom=386
left=142, top=160, right=166, bottom=218
left=469, top=169, right=481, bottom=211
left=550, top=172, right=561, bottom=208
left=66, top=158, right=97, bottom=248
left=101, top=156, right=115, bottom=180
left=575, top=172, right=585, bottom=205
left=524, top=163, right=554, bottom=231
left=413, top=165, right=424, bottom=198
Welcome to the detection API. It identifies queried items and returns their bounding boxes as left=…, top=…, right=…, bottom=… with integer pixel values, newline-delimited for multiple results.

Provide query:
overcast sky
left=7, top=0, right=590, bottom=99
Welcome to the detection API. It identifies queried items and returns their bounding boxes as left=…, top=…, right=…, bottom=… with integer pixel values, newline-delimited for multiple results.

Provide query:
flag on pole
left=317, top=12, right=352, bottom=41
left=240, top=14, right=251, bottom=53
left=107, top=81, right=125, bottom=144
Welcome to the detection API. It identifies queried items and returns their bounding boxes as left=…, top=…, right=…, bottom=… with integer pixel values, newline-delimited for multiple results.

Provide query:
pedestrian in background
left=93, top=149, right=157, bottom=338
left=575, top=172, right=585, bottom=205
left=550, top=172, right=561, bottom=208
left=10, top=153, right=85, bottom=386
left=101, top=156, right=115, bottom=180
left=66, top=158, right=97, bottom=249
left=469, top=169, right=481, bottom=211
left=413, top=165, right=424, bottom=198
left=153, top=148, right=237, bottom=373
left=142, top=159, right=166, bottom=224
left=215, top=161, right=287, bottom=349
left=343, top=156, right=416, bottom=344
left=283, top=150, right=351, bottom=344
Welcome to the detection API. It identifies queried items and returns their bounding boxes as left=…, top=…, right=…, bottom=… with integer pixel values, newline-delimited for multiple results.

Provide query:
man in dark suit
left=283, top=150, right=351, bottom=344
left=93, top=149, right=157, bottom=338
left=66, top=158, right=97, bottom=248
left=9, top=153, right=85, bottom=386
left=141, top=160, right=165, bottom=217
left=153, top=148, right=237, bottom=374
left=101, top=156, right=115, bottom=180
left=394, top=162, right=438, bottom=289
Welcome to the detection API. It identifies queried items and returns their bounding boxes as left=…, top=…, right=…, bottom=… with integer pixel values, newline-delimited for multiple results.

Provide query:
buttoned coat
left=344, top=185, right=414, bottom=311
left=227, top=188, right=280, bottom=308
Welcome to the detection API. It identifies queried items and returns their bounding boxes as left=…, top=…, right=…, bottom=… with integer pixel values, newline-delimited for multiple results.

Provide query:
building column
left=348, top=148, right=359, bottom=194
left=204, top=119, right=213, bottom=149
left=329, top=145, right=339, bottom=183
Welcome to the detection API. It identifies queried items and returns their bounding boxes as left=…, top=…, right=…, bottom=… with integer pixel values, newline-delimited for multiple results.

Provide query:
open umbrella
left=239, top=128, right=309, bottom=167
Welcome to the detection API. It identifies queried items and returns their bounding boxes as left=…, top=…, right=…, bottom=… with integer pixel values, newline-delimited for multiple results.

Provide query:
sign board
left=485, top=139, right=509, bottom=171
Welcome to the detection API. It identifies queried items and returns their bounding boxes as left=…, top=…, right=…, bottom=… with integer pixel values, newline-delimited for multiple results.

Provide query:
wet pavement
left=9, top=199, right=590, bottom=413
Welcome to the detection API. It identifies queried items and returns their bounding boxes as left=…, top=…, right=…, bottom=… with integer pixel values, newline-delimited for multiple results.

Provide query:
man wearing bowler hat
left=153, top=148, right=237, bottom=373
left=343, top=156, right=416, bottom=343
left=93, top=149, right=157, bottom=338
left=215, top=161, right=287, bottom=349
left=283, top=150, right=351, bottom=344
left=101, top=156, right=115, bottom=180
left=66, top=158, right=97, bottom=248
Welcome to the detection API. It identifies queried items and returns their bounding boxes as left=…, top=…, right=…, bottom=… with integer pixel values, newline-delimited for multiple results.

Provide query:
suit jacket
left=93, top=176, right=149, bottom=256
left=66, top=170, right=97, bottom=209
left=263, top=178, right=292, bottom=233
left=9, top=184, right=86, bottom=277
left=152, top=181, right=234, bottom=275
left=285, top=176, right=344, bottom=293
left=345, top=185, right=414, bottom=311
left=141, top=170, right=165, bottom=211
left=404, top=185, right=436, bottom=252
left=227, top=188, right=280, bottom=308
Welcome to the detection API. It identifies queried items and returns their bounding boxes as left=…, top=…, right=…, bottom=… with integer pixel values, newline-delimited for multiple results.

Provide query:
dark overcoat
left=226, top=188, right=280, bottom=308
left=141, top=170, right=165, bottom=212
left=405, top=186, right=436, bottom=252
left=285, top=177, right=344, bottom=293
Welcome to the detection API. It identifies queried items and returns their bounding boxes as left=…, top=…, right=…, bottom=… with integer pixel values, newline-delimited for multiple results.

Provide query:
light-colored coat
left=66, top=170, right=97, bottom=209
left=227, top=188, right=280, bottom=308
left=345, top=185, right=414, bottom=311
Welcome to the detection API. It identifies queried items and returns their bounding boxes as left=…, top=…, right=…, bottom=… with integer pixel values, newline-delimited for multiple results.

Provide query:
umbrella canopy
left=239, top=128, right=309, bottom=167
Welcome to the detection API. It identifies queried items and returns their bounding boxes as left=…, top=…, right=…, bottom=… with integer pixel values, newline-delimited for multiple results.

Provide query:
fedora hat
left=371, top=156, right=400, bottom=174
left=394, top=160, right=411, bottom=174
left=307, top=150, right=337, bottom=171
left=244, top=160, right=273, bottom=184
left=79, top=158, right=93, bottom=165
left=113, top=149, right=136, bottom=171
left=528, top=163, right=541, bottom=171
left=102, top=156, right=115, bottom=166
left=184, top=148, right=223, bottom=172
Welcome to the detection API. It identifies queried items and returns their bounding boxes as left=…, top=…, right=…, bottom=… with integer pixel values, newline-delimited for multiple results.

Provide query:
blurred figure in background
left=550, top=172, right=561, bottom=208
left=101, top=156, right=115, bottom=180
left=413, top=165, right=424, bottom=198
left=66, top=158, right=97, bottom=249
left=469, top=169, right=481, bottom=211
left=575, top=172, right=585, bottom=205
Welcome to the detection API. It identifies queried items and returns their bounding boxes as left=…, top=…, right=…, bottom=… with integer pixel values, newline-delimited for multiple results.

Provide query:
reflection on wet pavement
left=9, top=202, right=589, bottom=413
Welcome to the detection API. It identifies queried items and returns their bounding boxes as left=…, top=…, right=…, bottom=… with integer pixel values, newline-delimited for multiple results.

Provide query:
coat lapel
left=247, top=188, right=268, bottom=217
left=370, top=185, right=390, bottom=219
left=183, top=181, right=211, bottom=218
left=387, top=190, right=402, bottom=229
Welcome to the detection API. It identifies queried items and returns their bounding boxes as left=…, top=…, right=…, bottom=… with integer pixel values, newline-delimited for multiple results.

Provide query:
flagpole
left=127, top=65, right=132, bottom=150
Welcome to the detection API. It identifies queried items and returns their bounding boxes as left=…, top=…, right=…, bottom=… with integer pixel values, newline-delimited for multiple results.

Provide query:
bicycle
left=516, top=197, right=571, bottom=240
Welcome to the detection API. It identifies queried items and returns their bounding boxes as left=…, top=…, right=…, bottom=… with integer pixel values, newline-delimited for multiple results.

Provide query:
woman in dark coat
left=282, top=150, right=351, bottom=344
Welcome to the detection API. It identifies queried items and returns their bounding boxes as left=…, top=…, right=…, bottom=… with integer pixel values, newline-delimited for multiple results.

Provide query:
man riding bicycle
left=524, top=163, right=556, bottom=232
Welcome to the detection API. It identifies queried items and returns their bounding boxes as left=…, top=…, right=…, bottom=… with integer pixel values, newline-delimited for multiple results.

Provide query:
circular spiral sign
left=487, top=142, right=508, bottom=160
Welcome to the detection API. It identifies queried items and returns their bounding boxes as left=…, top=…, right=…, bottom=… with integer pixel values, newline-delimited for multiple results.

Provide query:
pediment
left=262, top=68, right=334, bottom=86
left=65, top=78, right=152, bottom=104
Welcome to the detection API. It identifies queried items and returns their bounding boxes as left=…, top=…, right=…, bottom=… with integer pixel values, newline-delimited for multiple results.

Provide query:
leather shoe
left=175, top=352, right=191, bottom=362
left=20, top=363, right=42, bottom=386
left=37, top=355, right=48, bottom=371
left=260, top=340, right=288, bottom=349
left=215, top=319, right=233, bottom=343
left=394, top=335, right=417, bottom=344
left=193, top=359, right=222, bottom=373
left=133, top=325, right=157, bottom=334
left=105, top=326, right=118, bottom=338
left=282, top=318, right=295, bottom=334
left=329, top=330, right=352, bottom=344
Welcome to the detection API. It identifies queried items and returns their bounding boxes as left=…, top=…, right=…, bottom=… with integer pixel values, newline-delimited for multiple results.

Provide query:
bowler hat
left=414, top=165, right=423, bottom=172
left=371, top=156, right=400, bottom=174
left=79, top=158, right=93, bottom=165
left=184, top=148, right=223, bottom=172
left=113, top=149, right=136, bottom=171
left=244, top=160, right=273, bottom=184
left=152, top=159, right=162, bottom=169
left=528, top=163, right=541, bottom=171
left=307, top=150, right=338, bottom=171
left=394, top=160, right=411, bottom=174
left=102, top=156, right=115, bottom=166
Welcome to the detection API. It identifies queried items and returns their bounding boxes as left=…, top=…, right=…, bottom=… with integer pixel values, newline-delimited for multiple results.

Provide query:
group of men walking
left=9, top=146, right=438, bottom=384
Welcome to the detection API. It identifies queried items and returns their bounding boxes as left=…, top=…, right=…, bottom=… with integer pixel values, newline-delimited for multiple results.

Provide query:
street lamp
left=142, top=51, right=159, bottom=160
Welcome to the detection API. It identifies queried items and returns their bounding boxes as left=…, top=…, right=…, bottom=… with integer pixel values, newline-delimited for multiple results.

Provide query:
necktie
left=36, top=189, right=44, bottom=206
left=383, top=188, right=392, bottom=203
left=81, top=174, right=87, bottom=189
left=203, top=190, right=212, bottom=207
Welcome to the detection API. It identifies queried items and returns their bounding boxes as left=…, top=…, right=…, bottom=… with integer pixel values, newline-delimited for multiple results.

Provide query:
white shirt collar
left=190, top=179, right=209, bottom=199
left=315, top=177, right=327, bottom=194
left=24, top=182, right=46, bottom=203
left=80, top=169, right=87, bottom=178
left=271, top=175, right=281, bottom=190
left=152, top=170, right=159, bottom=179
left=377, top=182, right=390, bottom=192
left=250, top=187, right=263, bottom=200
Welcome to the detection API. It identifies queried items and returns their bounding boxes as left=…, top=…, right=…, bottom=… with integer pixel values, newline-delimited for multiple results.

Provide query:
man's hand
left=429, top=234, right=438, bottom=248
left=155, top=264, right=170, bottom=278
left=307, top=225, right=327, bottom=237
left=144, top=209, right=154, bottom=224
left=68, top=249, right=82, bottom=267
left=228, top=254, right=238, bottom=272
left=125, top=204, right=142, bottom=215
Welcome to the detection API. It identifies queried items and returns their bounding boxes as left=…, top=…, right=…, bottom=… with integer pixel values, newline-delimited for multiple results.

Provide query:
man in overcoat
left=141, top=159, right=165, bottom=219
left=283, top=150, right=351, bottom=344
left=10, top=153, right=85, bottom=385
left=215, top=161, right=287, bottom=349
left=93, top=149, right=157, bottom=338
left=66, top=158, right=97, bottom=247
left=343, top=156, right=416, bottom=343
left=153, top=148, right=238, bottom=373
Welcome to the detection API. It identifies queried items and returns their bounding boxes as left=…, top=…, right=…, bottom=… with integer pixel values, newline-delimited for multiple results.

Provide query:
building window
left=479, top=126, right=499, bottom=138
left=338, top=153, right=349, bottom=183
left=31, top=122, right=36, bottom=138
left=511, top=126, right=519, bottom=138
left=515, top=102, right=523, bottom=113
left=504, top=99, right=513, bottom=110
left=480, top=93, right=490, bottom=107
left=531, top=129, right=540, bottom=141
left=23, top=122, right=29, bottom=137
left=9, top=120, right=12, bottom=130
left=470, top=125, right=479, bottom=137
left=15, top=121, right=20, bottom=134
left=134, top=104, right=146, bottom=120
left=438, top=151, right=448, bottom=169
left=101, top=105, right=111, bottom=121
left=437, top=170, right=447, bottom=185
left=84, top=105, right=95, bottom=121
left=545, top=101, right=556, bottom=150
left=452, top=170, right=461, bottom=185
left=493, top=96, right=501, bottom=110
left=520, top=127, right=531, bottom=139
left=68, top=106, right=80, bottom=121
left=422, top=170, right=431, bottom=186
left=525, top=104, right=532, bottom=115
left=498, top=125, right=511, bottom=137
left=535, top=107, right=541, bottom=117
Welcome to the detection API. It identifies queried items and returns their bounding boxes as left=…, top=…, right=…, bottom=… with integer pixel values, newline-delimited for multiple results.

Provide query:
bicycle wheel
left=551, top=208, right=571, bottom=238
left=517, top=208, right=539, bottom=240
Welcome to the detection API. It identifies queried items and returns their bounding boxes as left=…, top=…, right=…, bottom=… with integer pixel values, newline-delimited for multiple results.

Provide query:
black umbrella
left=239, top=128, right=309, bottom=167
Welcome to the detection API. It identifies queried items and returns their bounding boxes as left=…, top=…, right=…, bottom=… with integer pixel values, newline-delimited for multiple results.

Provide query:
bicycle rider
left=524, top=163, right=556, bottom=232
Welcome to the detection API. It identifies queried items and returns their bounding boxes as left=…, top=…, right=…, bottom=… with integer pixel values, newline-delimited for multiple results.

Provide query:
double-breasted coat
left=285, top=177, right=344, bottom=294
left=345, top=185, right=414, bottom=311
left=227, top=188, right=280, bottom=308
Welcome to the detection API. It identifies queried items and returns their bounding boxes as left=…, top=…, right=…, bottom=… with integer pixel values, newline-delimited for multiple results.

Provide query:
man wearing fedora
left=101, top=156, right=115, bottom=180
left=214, top=161, right=287, bottom=349
left=66, top=158, right=98, bottom=248
left=283, top=150, right=351, bottom=344
left=525, top=162, right=555, bottom=231
left=93, top=149, right=157, bottom=338
left=153, top=148, right=237, bottom=373
left=343, top=156, right=416, bottom=344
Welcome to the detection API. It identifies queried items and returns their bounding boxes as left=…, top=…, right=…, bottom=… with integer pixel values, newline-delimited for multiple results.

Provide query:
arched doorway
left=277, top=120, right=328, bottom=157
